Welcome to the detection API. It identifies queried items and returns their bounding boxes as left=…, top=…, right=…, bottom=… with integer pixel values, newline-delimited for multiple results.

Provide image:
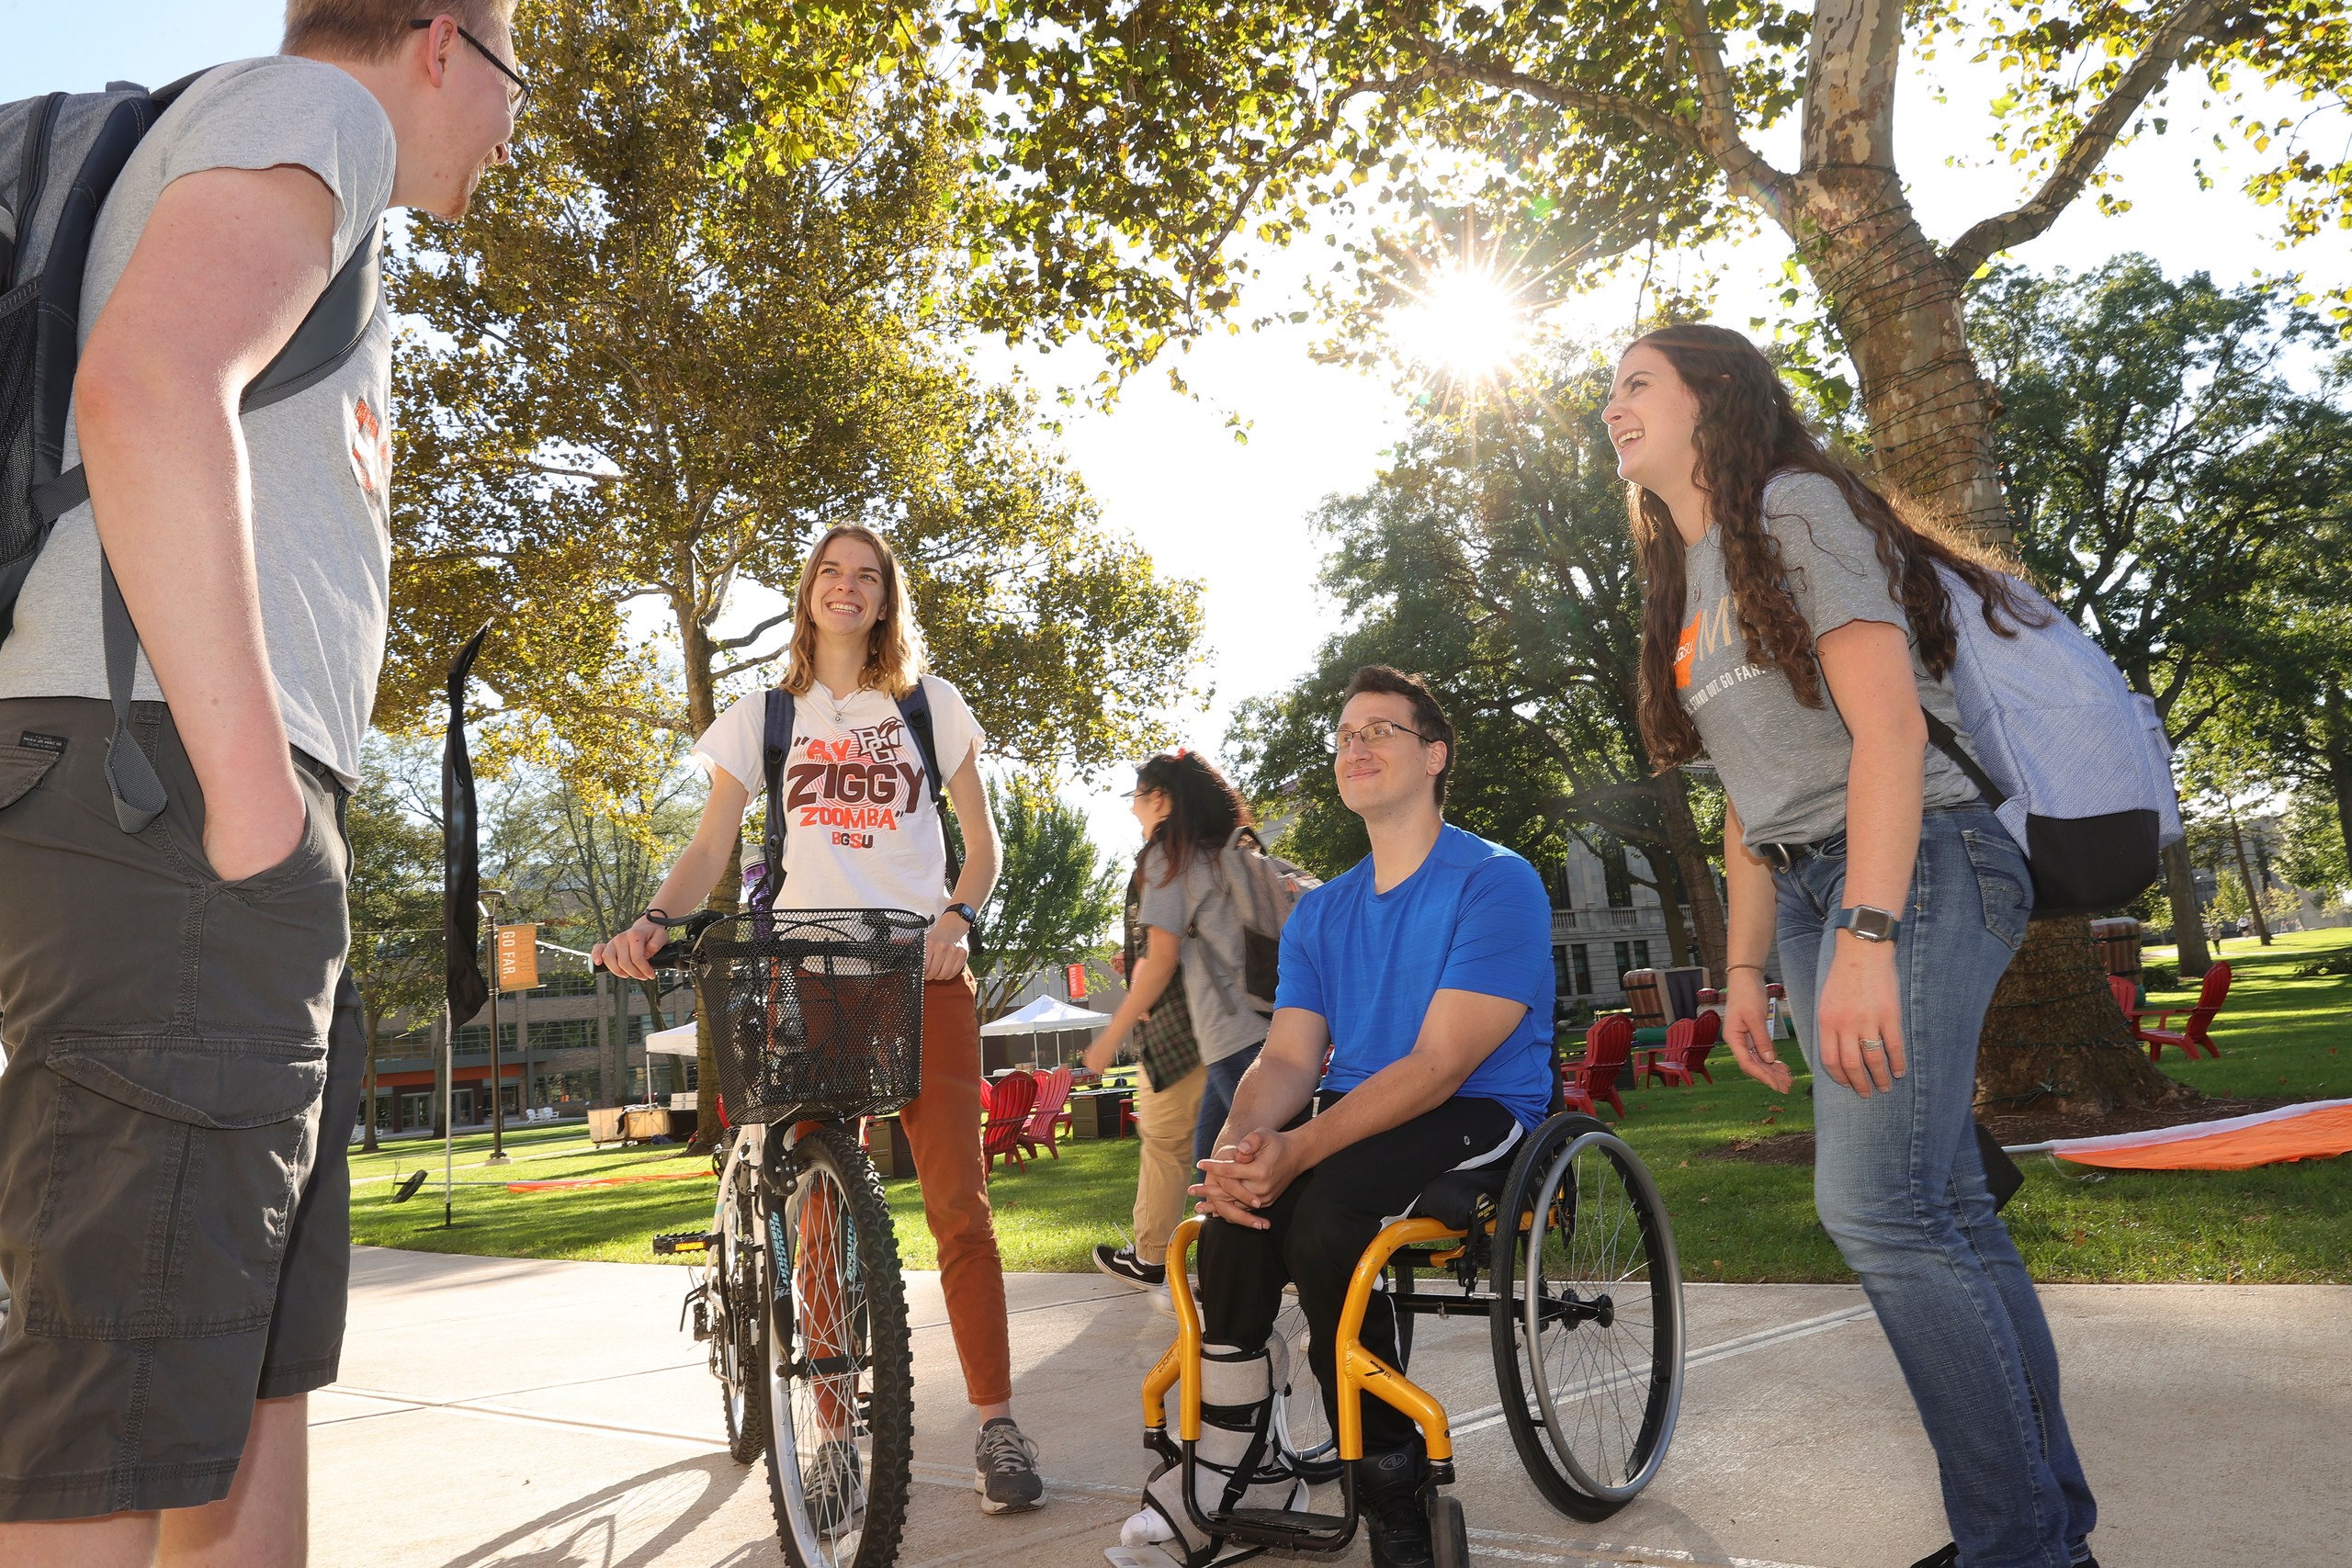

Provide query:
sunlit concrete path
left=313, top=1248, right=2350, bottom=1567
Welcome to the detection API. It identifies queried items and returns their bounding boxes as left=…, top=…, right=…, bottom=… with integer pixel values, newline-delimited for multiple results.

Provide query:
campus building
left=1544, top=835, right=1703, bottom=1019
left=362, top=965, right=700, bottom=1137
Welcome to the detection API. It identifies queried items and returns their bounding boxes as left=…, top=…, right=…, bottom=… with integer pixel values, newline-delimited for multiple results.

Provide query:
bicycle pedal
left=652, top=1231, right=718, bottom=1255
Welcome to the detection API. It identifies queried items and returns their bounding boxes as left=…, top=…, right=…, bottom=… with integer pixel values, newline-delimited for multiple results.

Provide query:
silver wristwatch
left=1833, top=905, right=1902, bottom=943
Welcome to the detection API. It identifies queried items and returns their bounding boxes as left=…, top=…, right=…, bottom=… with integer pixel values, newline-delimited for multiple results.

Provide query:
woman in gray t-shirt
left=1081, top=752, right=1272, bottom=1165
left=1604, top=324, right=2101, bottom=1568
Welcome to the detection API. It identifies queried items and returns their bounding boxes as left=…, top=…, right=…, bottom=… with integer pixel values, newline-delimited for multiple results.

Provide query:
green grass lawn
left=353, top=928, right=2352, bottom=1282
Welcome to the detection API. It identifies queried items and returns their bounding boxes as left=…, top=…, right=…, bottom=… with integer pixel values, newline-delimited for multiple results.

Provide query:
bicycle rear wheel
left=761, top=1122, right=914, bottom=1568
left=717, top=1145, right=769, bottom=1464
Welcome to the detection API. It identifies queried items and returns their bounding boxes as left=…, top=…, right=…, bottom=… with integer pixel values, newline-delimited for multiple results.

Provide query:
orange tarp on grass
left=505, top=1171, right=715, bottom=1192
left=2041, top=1100, right=2352, bottom=1172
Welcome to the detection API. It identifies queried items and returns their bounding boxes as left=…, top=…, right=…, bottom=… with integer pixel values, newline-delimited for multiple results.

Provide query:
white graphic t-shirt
left=693, top=675, right=984, bottom=918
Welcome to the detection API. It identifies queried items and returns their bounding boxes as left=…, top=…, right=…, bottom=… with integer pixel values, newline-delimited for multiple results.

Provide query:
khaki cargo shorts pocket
left=16, top=1040, right=328, bottom=1340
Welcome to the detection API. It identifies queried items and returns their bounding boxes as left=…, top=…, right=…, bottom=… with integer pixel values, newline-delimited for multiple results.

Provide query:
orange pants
left=897, top=972, right=1012, bottom=1406
left=790, top=969, right=1010, bottom=1413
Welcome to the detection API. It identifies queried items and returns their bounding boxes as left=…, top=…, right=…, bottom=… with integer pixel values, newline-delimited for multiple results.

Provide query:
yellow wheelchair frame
left=1135, top=1111, right=1687, bottom=1562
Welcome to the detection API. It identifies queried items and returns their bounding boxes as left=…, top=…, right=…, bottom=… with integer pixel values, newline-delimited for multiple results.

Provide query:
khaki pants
left=1131, top=1063, right=1206, bottom=1266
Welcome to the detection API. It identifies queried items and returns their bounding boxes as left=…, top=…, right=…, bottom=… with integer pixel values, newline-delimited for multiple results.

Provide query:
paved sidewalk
left=314, top=1248, right=2349, bottom=1567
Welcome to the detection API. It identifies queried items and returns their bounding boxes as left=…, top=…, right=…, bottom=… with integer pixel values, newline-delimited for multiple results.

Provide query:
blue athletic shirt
left=1273, top=824, right=1556, bottom=1128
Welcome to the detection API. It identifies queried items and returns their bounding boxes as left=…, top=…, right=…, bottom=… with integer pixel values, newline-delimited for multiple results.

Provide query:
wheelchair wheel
left=1489, top=1111, right=1684, bottom=1521
left=1429, top=1492, right=1469, bottom=1568
left=762, top=1124, right=914, bottom=1568
left=1269, top=1295, right=1342, bottom=1484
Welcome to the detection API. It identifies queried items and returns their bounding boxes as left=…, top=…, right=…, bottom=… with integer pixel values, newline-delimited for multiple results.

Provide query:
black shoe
left=975, top=1416, right=1045, bottom=1514
left=1910, top=1546, right=2099, bottom=1568
left=802, top=1438, right=863, bottom=1534
left=1355, top=1447, right=1433, bottom=1568
left=1092, top=1243, right=1167, bottom=1290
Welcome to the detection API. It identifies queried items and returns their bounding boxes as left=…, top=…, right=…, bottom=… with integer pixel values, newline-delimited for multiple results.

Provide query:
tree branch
left=1423, top=47, right=1790, bottom=224
left=710, top=647, right=788, bottom=682
left=1945, top=0, right=2221, bottom=277
left=711, top=605, right=797, bottom=652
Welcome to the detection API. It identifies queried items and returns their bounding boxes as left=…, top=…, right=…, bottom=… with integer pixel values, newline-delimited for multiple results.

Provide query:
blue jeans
left=1775, top=806, right=2096, bottom=1568
left=1193, top=1041, right=1265, bottom=1167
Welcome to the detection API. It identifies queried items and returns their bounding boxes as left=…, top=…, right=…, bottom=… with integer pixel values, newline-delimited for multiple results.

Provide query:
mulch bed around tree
left=1708, top=1094, right=2302, bottom=1167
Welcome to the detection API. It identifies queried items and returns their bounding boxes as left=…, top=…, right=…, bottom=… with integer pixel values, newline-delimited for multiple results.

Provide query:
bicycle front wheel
left=761, top=1122, right=914, bottom=1568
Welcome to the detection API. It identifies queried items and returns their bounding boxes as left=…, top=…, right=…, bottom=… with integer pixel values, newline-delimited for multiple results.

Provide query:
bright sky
left=16, top=6, right=2346, bottom=859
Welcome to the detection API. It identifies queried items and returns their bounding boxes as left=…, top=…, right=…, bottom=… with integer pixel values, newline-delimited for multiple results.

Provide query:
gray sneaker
left=974, top=1416, right=1045, bottom=1514
left=803, top=1437, right=863, bottom=1534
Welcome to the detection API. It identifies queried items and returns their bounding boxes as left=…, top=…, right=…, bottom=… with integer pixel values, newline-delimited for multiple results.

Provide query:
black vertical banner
left=443, top=625, right=491, bottom=1026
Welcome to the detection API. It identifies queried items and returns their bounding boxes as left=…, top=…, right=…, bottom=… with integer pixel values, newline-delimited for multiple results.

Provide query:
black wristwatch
left=942, top=901, right=979, bottom=935
left=1833, top=905, right=1902, bottom=943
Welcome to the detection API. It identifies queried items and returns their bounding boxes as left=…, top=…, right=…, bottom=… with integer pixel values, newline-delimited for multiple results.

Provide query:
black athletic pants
left=1196, top=1093, right=1521, bottom=1460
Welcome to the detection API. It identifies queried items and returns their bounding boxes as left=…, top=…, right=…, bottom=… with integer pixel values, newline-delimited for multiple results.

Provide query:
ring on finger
left=1859, top=1037, right=1887, bottom=1054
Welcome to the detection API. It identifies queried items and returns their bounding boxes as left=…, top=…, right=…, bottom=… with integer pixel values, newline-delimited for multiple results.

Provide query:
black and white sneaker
left=975, top=1416, right=1045, bottom=1514
left=1092, top=1243, right=1167, bottom=1291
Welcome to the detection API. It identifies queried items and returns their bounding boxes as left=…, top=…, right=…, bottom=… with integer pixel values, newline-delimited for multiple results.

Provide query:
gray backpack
left=1207, top=825, right=1319, bottom=1016
left=1, top=71, right=380, bottom=829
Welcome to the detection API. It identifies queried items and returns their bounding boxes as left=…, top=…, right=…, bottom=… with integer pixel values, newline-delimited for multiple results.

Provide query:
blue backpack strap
left=894, top=678, right=963, bottom=892
left=756, top=687, right=795, bottom=909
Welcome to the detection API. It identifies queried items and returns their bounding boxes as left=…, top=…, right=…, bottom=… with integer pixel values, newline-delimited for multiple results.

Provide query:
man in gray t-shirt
left=0, top=6, right=517, bottom=1551
left=1679, top=469, right=1984, bottom=850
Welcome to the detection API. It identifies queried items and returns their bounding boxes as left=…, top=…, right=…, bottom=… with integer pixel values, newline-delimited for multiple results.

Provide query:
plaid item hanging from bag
left=1133, top=964, right=1201, bottom=1093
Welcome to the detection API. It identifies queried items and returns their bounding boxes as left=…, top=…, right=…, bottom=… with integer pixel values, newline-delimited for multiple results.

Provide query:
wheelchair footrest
left=1218, top=1506, right=1350, bottom=1533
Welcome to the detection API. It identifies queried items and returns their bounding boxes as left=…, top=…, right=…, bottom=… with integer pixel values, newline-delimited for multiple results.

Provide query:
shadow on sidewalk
left=436, top=1453, right=762, bottom=1568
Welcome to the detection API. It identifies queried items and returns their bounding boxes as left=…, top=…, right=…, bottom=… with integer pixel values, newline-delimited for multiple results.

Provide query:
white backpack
left=1928, top=566, right=2185, bottom=917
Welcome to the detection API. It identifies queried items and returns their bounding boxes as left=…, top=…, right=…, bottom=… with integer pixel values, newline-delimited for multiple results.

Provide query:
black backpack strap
left=756, top=687, right=795, bottom=909
left=36, top=218, right=384, bottom=834
left=895, top=678, right=963, bottom=891
left=1922, top=711, right=2008, bottom=810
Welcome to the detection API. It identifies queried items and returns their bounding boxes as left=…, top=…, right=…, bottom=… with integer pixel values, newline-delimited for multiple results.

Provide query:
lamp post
left=481, top=886, right=510, bottom=1165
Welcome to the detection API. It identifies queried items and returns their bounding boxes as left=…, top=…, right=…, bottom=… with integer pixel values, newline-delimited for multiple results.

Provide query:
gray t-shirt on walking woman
left=1136, top=840, right=1270, bottom=1066
left=1679, top=470, right=1982, bottom=850
left=0, top=58, right=397, bottom=786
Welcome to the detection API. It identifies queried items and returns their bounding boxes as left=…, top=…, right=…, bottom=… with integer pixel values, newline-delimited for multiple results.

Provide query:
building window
left=454, top=1022, right=517, bottom=1052
left=533, top=1018, right=594, bottom=1051
left=1600, top=837, right=1634, bottom=908
left=1613, top=941, right=1633, bottom=982
left=527, top=969, right=597, bottom=998
left=1570, top=944, right=1592, bottom=996
left=1634, top=939, right=1652, bottom=970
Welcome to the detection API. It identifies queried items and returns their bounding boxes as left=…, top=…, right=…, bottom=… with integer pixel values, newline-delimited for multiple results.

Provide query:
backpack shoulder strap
left=1923, top=710, right=2007, bottom=810
left=755, top=687, right=795, bottom=908
left=895, top=677, right=963, bottom=890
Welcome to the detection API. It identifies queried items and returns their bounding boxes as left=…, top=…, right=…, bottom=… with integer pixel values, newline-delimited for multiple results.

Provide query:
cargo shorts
left=0, top=696, right=362, bottom=1521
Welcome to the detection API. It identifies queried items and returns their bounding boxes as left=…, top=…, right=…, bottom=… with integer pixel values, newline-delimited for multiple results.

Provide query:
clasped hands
left=1191, top=1126, right=1306, bottom=1230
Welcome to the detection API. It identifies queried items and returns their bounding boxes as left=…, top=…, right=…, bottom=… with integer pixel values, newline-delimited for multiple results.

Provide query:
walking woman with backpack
left=594, top=524, right=1046, bottom=1515
left=1079, top=761, right=1210, bottom=1305
left=1605, top=324, right=2100, bottom=1568
left=1080, top=752, right=1271, bottom=1289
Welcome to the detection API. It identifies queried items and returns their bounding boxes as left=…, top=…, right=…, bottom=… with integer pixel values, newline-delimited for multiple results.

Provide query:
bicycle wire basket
left=687, top=908, right=930, bottom=1124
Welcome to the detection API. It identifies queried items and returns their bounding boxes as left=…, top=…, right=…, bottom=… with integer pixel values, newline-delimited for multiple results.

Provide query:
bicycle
left=612, top=904, right=931, bottom=1568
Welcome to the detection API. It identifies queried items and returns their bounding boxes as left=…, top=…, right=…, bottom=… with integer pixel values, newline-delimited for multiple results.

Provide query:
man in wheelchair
left=1116, top=666, right=1556, bottom=1568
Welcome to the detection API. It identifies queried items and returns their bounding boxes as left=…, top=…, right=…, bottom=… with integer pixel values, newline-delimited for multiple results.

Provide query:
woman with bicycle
left=595, top=524, right=1046, bottom=1518
left=1604, top=325, right=2098, bottom=1568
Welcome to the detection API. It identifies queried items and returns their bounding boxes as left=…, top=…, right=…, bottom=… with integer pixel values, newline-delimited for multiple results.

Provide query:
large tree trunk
left=2325, top=682, right=2352, bottom=881
left=1976, top=916, right=2196, bottom=1116
left=2163, top=837, right=2212, bottom=981
left=361, top=1018, right=381, bottom=1154
left=2225, top=807, right=2272, bottom=945
left=1779, top=166, right=2185, bottom=1112
left=679, top=602, right=728, bottom=1150
left=1657, top=775, right=1729, bottom=979
left=1642, top=847, right=1696, bottom=972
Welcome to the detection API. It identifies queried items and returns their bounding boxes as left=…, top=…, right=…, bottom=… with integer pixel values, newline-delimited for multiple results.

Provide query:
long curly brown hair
left=1627, top=324, right=2041, bottom=769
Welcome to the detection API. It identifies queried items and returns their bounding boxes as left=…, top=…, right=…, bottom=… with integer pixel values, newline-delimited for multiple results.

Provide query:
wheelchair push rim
left=1492, top=1115, right=1685, bottom=1515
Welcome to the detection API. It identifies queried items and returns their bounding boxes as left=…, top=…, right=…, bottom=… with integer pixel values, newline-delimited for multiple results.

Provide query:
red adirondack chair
left=982, top=1070, right=1040, bottom=1173
left=1019, top=1066, right=1076, bottom=1161
left=2132, top=962, right=2233, bottom=1062
left=1639, top=1012, right=1721, bottom=1089
left=2107, top=974, right=2138, bottom=1019
left=1564, top=1013, right=1633, bottom=1119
